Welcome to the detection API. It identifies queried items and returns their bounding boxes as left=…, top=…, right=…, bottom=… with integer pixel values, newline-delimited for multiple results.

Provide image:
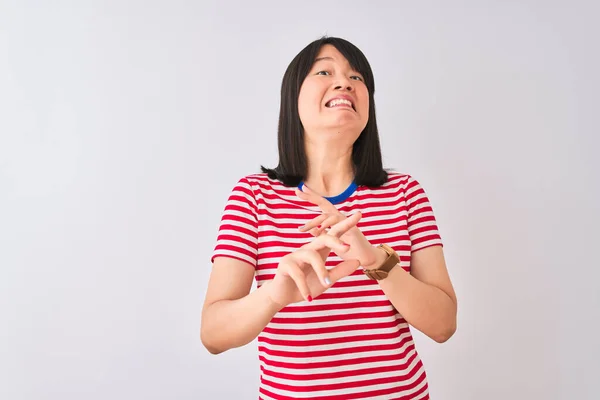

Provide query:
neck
left=303, top=136, right=355, bottom=197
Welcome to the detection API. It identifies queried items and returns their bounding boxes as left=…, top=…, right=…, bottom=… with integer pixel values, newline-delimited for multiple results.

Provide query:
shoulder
left=234, top=173, right=287, bottom=189
left=229, top=173, right=293, bottom=199
left=370, top=171, right=431, bottom=203
left=375, top=171, right=415, bottom=192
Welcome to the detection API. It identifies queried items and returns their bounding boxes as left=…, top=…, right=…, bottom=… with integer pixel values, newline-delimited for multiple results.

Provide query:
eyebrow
left=314, top=56, right=335, bottom=63
left=312, top=56, right=363, bottom=76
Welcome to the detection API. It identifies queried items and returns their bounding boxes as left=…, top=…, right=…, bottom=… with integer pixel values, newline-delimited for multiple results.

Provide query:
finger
left=295, top=188, right=326, bottom=209
left=306, top=215, right=340, bottom=237
left=296, top=187, right=338, bottom=214
left=295, top=187, right=315, bottom=204
left=313, top=214, right=343, bottom=235
left=282, top=261, right=312, bottom=302
left=304, top=233, right=351, bottom=255
left=328, top=259, right=361, bottom=283
left=328, top=211, right=362, bottom=238
left=298, top=214, right=328, bottom=232
left=308, top=227, right=321, bottom=237
left=292, top=249, right=331, bottom=288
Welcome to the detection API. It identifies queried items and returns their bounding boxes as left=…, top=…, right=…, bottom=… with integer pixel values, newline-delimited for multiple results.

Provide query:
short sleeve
left=211, top=177, right=259, bottom=268
left=405, top=176, right=443, bottom=252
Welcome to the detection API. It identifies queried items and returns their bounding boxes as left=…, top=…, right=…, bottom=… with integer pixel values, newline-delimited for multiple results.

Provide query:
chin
left=328, top=118, right=366, bottom=133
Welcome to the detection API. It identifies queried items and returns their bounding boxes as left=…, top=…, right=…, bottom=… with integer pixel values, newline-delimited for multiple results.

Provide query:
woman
left=201, top=36, right=457, bottom=399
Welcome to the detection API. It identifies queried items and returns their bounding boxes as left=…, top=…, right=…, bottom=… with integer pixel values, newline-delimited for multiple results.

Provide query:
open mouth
left=326, top=98, right=355, bottom=110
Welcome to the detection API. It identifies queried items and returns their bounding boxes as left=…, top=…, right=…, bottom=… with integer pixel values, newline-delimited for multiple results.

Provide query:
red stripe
left=213, top=244, right=256, bottom=261
left=262, top=348, right=417, bottom=381
left=315, top=289, right=387, bottom=300
left=260, top=359, right=425, bottom=398
left=257, top=202, right=408, bottom=221
left=218, top=223, right=257, bottom=238
left=221, top=211, right=256, bottom=227
left=258, top=336, right=413, bottom=359
left=212, top=173, right=440, bottom=398
left=411, top=235, right=442, bottom=247
left=211, top=254, right=256, bottom=268
left=259, top=195, right=408, bottom=213
left=321, top=279, right=379, bottom=288
left=407, top=200, right=431, bottom=216
left=224, top=197, right=257, bottom=216
left=357, top=214, right=407, bottom=228
left=278, top=300, right=394, bottom=313
left=270, top=310, right=397, bottom=324
left=216, top=233, right=257, bottom=250
left=259, top=345, right=417, bottom=370
left=263, top=319, right=402, bottom=336
left=258, top=329, right=410, bottom=347
left=390, top=379, right=429, bottom=400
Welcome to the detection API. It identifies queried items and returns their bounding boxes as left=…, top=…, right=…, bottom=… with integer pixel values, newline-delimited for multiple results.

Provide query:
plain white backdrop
left=1, top=1, right=599, bottom=399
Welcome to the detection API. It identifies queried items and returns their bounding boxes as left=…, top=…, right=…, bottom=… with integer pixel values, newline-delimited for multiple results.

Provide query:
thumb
left=328, top=259, right=361, bottom=284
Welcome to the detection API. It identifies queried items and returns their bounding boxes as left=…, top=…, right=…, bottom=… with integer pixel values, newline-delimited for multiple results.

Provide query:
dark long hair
left=261, top=36, right=388, bottom=187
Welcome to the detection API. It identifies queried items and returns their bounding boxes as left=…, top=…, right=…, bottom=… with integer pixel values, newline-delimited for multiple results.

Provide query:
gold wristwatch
left=363, top=244, right=400, bottom=280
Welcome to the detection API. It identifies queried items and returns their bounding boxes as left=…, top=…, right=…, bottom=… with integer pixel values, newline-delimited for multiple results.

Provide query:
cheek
left=298, top=87, right=322, bottom=120
left=359, top=89, right=370, bottom=114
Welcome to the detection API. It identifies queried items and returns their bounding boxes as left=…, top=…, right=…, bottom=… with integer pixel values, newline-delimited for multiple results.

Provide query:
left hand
left=295, top=186, right=384, bottom=269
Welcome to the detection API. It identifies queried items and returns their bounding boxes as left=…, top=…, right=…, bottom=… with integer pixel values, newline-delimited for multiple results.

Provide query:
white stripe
left=276, top=305, right=394, bottom=318
left=212, top=249, right=255, bottom=265
left=258, top=390, right=278, bottom=400
left=260, top=346, right=416, bottom=376
left=215, top=238, right=256, bottom=255
left=260, top=330, right=412, bottom=353
left=267, top=314, right=403, bottom=330
left=258, top=209, right=408, bottom=226
left=222, top=207, right=255, bottom=222
left=261, top=343, right=416, bottom=366
left=413, top=239, right=442, bottom=251
left=217, top=228, right=256, bottom=243
left=261, top=350, right=418, bottom=388
left=260, top=324, right=409, bottom=342
left=215, top=173, right=438, bottom=397
left=261, top=358, right=425, bottom=398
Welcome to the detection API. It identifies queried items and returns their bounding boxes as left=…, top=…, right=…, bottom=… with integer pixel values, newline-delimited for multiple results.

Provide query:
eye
left=316, top=70, right=331, bottom=76
left=350, top=75, right=364, bottom=81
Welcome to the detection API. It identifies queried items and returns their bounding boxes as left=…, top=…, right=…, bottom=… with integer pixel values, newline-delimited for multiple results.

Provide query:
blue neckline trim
left=297, top=181, right=358, bottom=204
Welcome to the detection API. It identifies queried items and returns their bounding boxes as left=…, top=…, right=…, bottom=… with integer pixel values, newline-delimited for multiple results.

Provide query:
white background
left=1, top=1, right=599, bottom=399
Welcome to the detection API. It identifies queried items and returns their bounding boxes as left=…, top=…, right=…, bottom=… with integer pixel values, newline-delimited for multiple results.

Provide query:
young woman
left=201, top=36, right=457, bottom=400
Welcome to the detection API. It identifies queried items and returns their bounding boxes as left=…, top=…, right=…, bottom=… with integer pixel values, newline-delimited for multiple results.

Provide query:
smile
left=326, top=98, right=355, bottom=110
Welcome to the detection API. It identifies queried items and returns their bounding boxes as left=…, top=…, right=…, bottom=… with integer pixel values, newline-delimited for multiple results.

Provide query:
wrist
left=260, top=281, right=286, bottom=313
left=362, top=246, right=388, bottom=270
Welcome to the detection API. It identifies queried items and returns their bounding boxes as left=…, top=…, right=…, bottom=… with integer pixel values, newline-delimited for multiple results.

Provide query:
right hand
left=265, top=212, right=362, bottom=308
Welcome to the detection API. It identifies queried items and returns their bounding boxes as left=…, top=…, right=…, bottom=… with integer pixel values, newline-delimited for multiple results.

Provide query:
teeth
left=328, top=99, right=353, bottom=108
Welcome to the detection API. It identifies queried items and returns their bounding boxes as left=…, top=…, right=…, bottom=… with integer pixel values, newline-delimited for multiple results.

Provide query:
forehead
left=314, top=44, right=352, bottom=67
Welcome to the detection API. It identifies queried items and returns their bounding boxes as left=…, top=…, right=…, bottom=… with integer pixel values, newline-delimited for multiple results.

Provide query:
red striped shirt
left=212, top=172, right=442, bottom=399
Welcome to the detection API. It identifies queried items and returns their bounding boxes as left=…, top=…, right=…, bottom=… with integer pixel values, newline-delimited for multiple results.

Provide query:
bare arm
left=294, top=183, right=457, bottom=343
left=200, top=257, right=281, bottom=355
left=374, top=245, right=458, bottom=343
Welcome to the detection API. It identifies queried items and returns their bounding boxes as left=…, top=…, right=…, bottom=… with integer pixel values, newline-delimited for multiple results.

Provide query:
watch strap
left=363, top=244, right=400, bottom=280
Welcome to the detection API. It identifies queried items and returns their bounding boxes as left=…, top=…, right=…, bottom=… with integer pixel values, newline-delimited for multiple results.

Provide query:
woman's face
left=298, top=44, right=369, bottom=144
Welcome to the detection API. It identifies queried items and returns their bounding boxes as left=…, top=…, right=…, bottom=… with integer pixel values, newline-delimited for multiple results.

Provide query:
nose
left=334, top=84, right=353, bottom=91
left=334, top=76, right=354, bottom=91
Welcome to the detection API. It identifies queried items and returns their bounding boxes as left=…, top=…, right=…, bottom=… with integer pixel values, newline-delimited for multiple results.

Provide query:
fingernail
left=307, top=295, right=313, bottom=302
left=342, top=242, right=350, bottom=247
left=317, top=225, right=322, bottom=229
left=324, top=276, right=331, bottom=286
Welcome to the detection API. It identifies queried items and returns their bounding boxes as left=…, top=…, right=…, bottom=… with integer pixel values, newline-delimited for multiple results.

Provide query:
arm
left=295, top=180, right=457, bottom=342
left=200, top=257, right=281, bottom=355
left=202, top=235, right=361, bottom=354
left=368, top=245, right=457, bottom=343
